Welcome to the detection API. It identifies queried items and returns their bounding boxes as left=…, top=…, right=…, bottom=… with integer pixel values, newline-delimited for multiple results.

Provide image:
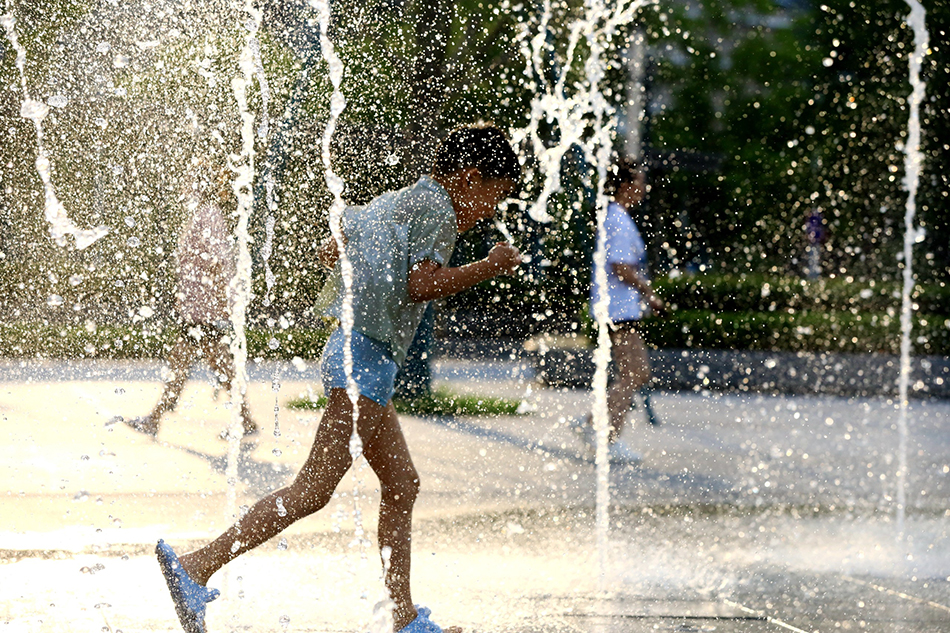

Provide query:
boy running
left=156, top=124, right=522, bottom=633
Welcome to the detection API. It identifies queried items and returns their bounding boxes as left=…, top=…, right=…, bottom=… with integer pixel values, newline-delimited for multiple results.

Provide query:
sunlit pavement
left=1, top=358, right=949, bottom=632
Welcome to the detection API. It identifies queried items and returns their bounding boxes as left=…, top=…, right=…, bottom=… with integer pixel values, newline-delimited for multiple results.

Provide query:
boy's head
left=434, top=124, right=521, bottom=232
left=434, top=124, right=521, bottom=182
left=605, top=156, right=645, bottom=208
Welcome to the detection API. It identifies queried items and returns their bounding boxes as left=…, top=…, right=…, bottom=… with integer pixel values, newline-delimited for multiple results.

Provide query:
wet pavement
left=1, top=357, right=948, bottom=632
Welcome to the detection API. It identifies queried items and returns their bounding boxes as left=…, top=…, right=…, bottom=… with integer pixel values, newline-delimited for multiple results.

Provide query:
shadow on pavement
left=158, top=438, right=295, bottom=496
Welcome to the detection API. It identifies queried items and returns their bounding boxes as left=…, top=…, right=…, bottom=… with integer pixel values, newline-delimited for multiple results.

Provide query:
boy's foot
left=398, top=606, right=459, bottom=633
left=156, top=540, right=219, bottom=633
left=119, top=415, right=159, bottom=437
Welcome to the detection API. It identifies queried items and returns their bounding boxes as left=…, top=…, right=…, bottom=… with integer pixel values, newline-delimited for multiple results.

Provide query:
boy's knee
left=385, top=471, right=420, bottom=508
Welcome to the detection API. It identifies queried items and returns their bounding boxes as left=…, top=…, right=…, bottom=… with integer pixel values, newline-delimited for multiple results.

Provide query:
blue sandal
left=399, top=606, right=447, bottom=633
left=156, top=540, right=220, bottom=633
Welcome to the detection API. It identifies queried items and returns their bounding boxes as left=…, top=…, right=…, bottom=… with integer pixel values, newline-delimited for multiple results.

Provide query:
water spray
left=223, top=0, right=264, bottom=595
left=307, top=0, right=381, bottom=625
left=0, top=5, right=109, bottom=249
left=896, top=0, right=929, bottom=541
left=513, top=0, right=650, bottom=590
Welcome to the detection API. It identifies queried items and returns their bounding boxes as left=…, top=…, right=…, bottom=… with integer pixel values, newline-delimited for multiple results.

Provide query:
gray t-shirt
left=322, top=176, right=457, bottom=366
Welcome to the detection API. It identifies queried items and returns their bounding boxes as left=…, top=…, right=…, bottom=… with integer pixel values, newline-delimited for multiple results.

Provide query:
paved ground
left=1, top=357, right=949, bottom=632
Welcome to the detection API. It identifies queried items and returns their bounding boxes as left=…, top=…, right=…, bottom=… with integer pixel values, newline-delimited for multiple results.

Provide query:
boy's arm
left=408, top=242, right=521, bottom=303
left=611, top=263, right=665, bottom=313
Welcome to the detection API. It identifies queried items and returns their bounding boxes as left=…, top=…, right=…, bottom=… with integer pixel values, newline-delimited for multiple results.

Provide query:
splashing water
left=513, top=0, right=651, bottom=588
left=307, top=0, right=378, bottom=617
left=307, top=0, right=355, bottom=415
left=365, top=546, right=396, bottom=633
left=250, top=31, right=278, bottom=308
left=224, top=1, right=263, bottom=591
left=896, top=0, right=928, bottom=540
left=0, top=7, right=109, bottom=249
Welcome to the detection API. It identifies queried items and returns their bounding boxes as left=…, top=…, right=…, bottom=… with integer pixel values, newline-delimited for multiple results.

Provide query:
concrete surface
left=0, top=357, right=948, bottom=632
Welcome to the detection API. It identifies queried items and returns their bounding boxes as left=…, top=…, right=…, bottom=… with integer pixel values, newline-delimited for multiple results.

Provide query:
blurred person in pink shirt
left=119, top=161, right=257, bottom=438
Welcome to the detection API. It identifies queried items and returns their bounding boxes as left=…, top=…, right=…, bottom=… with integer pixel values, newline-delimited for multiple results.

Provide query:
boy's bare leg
left=360, top=402, right=421, bottom=631
left=606, top=324, right=651, bottom=440
left=177, top=389, right=390, bottom=586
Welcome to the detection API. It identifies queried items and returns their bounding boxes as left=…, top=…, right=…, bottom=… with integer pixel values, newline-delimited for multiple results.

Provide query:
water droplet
left=47, top=95, right=68, bottom=108
left=69, top=275, right=83, bottom=287
left=20, top=99, right=49, bottom=122
left=279, top=615, right=291, bottom=627
left=96, top=41, right=111, bottom=54
left=113, top=54, right=131, bottom=68
left=385, top=153, right=400, bottom=166
left=268, top=337, right=280, bottom=350
left=231, top=540, right=242, bottom=553
left=272, top=448, right=282, bottom=457
left=276, top=497, right=287, bottom=517
left=127, top=237, right=141, bottom=248
left=277, top=537, right=288, bottom=550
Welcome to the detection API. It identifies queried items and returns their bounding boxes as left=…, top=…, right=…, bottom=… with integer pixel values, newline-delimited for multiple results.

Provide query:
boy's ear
left=463, top=167, right=482, bottom=188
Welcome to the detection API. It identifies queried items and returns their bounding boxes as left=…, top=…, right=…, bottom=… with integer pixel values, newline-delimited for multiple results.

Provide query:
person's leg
left=203, top=333, right=258, bottom=435
left=147, top=334, right=196, bottom=425
left=360, top=403, right=421, bottom=631
left=606, top=323, right=651, bottom=441
left=178, top=389, right=390, bottom=585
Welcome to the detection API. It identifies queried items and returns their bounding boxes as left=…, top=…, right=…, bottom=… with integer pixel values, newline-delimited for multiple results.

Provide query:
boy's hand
left=487, top=241, right=521, bottom=275
left=408, top=243, right=520, bottom=303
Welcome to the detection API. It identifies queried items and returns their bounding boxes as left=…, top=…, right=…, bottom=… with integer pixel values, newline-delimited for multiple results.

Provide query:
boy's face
left=453, top=169, right=516, bottom=233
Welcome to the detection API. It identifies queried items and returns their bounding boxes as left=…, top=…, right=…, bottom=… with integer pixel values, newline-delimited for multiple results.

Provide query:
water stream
left=513, top=0, right=650, bottom=588
left=896, top=0, right=929, bottom=540
left=0, top=5, right=109, bottom=249
left=307, top=1, right=385, bottom=627
left=223, top=0, right=264, bottom=594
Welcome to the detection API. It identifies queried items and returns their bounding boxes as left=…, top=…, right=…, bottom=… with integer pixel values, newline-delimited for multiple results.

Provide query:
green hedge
left=0, top=323, right=332, bottom=360
left=289, top=387, right=523, bottom=417
left=640, top=309, right=950, bottom=356
left=655, top=274, right=950, bottom=316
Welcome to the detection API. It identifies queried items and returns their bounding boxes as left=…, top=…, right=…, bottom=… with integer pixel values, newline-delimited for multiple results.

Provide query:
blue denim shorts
left=320, top=328, right=398, bottom=406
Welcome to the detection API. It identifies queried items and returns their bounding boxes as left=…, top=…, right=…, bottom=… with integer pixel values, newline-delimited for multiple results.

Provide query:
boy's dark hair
left=433, top=124, right=521, bottom=182
left=604, top=156, right=643, bottom=196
